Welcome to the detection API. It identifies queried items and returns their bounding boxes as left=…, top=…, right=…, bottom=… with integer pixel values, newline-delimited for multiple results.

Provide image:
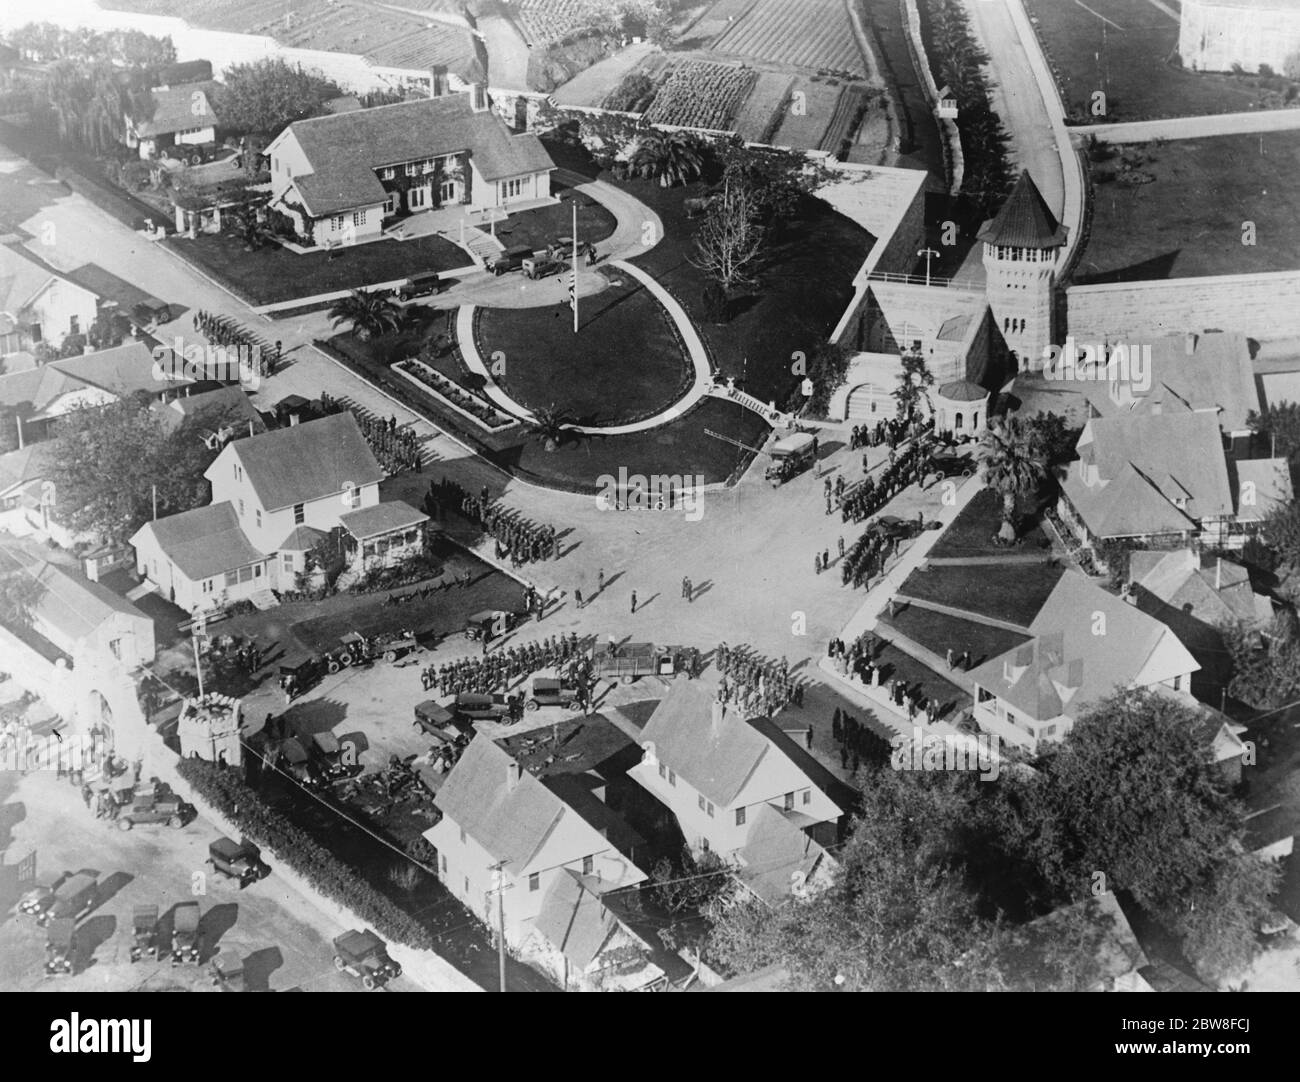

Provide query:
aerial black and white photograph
left=0, top=0, right=1296, bottom=1017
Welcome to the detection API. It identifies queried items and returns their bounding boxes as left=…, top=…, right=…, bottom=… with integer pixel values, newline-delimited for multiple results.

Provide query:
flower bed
left=393, top=358, right=517, bottom=430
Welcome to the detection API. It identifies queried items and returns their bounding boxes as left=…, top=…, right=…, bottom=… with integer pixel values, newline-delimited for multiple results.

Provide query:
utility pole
left=191, top=610, right=206, bottom=698
left=489, top=861, right=513, bottom=992
left=571, top=199, right=579, bottom=335
left=152, top=483, right=158, bottom=521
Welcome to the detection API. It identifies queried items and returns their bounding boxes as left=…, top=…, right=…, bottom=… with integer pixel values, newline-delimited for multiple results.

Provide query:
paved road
left=1081, top=108, right=1300, bottom=144
left=0, top=772, right=413, bottom=992
left=962, top=0, right=1065, bottom=220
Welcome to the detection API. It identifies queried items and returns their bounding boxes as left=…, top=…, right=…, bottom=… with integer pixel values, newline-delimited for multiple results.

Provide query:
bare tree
left=688, top=179, right=765, bottom=295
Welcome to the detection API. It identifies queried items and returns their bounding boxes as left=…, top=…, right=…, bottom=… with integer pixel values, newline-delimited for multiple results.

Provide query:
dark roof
left=223, top=413, right=384, bottom=512
left=281, top=95, right=555, bottom=216
left=977, top=172, right=1067, bottom=249
left=339, top=500, right=428, bottom=540
left=132, top=502, right=264, bottom=582
left=132, top=81, right=221, bottom=139
left=937, top=379, right=988, bottom=402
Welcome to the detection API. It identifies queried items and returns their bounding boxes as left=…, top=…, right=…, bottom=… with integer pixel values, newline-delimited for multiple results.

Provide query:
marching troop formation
left=191, top=310, right=280, bottom=376
left=423, top=632, right=587, bottom=695
left=319, top=392, right=423, bottom=473
left=714, top=642, right=803, bottom=717
left=423, top=478, right=559, bottom=565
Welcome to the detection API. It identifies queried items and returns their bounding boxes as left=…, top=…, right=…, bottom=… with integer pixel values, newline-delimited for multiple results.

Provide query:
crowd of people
left=320, top=392, right=422, bottom=473
left=839, top=436, right=931, bottom=524
left=828, top=633, right=947, bottom=724
left=848, top=416, right=914, bottom=451
left=714, top=642, right=802, bottom=716
left=423, top=632, right=587, bottom=695
left=830, top=707, right=893, bottom=773
left=423, top=478, right=559, bottom=565
left=191, top=310, right=279, bottom=377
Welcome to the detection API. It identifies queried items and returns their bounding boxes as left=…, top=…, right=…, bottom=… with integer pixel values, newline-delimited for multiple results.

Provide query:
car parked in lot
left=116, top=791, right=194, bottom=831
left=454, top=692, right=522, bottom=724
left=36, top=873, right=97, bottom=927
left=527, top=678, right=579, bottom=711
left=397, top=271, right=444, bottom=300
left=485, top=244, right=534, bottom=276
left=332, top=929, right=401, bottom=990
left=206, top=837, right=269, bottom=888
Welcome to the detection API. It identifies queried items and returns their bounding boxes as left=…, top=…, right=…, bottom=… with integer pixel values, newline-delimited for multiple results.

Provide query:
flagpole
left=572, top=200, right=579, bottom=335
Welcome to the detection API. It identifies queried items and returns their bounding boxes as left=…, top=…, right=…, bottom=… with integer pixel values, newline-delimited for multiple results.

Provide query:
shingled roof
left=131, top=502, right=264, bottom=582
left=220, top=412, right=384, bottom=512
left=977, top=172, right=1068, bottom=249
left=281, top=95, right=555, bottom=217
left=131, top=81, right=221, bottom=139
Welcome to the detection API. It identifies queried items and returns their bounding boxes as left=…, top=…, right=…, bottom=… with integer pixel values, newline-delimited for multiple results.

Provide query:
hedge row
left=176, top=757, right=435, bottom=950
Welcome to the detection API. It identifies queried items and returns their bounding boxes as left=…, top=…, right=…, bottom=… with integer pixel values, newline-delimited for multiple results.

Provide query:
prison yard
left=1078, top=130, right=1300, bottom=282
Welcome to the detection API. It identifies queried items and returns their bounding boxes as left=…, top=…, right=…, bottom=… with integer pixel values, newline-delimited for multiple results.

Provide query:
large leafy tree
left=708, top=770, right=1007, bottom=990
left=1247, top=401, right=1300, bottom=462
left=976, top=415, right=1047, bottom=541
left=213, top=58, right=341, bottom=138
left=893, top=350, right=935, bottom=422
left=1015, top=689, right=1277, bottom=984
left=328, top=290, right=404, bottom=340
left=48, top=394, right=224, bottom=546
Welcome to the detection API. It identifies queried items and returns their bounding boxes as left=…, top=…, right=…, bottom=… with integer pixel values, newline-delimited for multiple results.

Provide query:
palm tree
left=630, top=131, right=704, bottom=188
left=977, top=416, right=1047, bottom=542
left=528, top=404, right=571, bottom=453
left=328, top=290, right=404, bottom=340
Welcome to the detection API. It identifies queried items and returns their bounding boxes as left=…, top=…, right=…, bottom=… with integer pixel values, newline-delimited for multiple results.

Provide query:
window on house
left=255, top=510, right=261, bottom=529
left=783, top=792, right=794, bottom=812
left=440, top=854, right=447, bottom=874
left=459, top=826, right=466, bottom=844
left=238, top=499, right=244, bottom=517
left=701, top=838, right=710, bottom=853
left=463, top=877, right=469, bottom=894
left=582, top=855, right=593, bottom=876
left=698, top=795, right=706, bottom=812
left=501, top=177, right=524, bottom=200
left=293, top=503, right=305, bottom=524
left=108, top=638, right=122, bottom=660
left=735, top=807, right=746, bottom=827
left=658, top=762, right=666, bottom=779
left=234, top=463, right=241, bottom=481
left=69, top=315, right=79, bottom=336
left=802, top=790, right=810, bottom=806
left=353, top=210, right=367, bottom=227
left=706, top=801, right=714, bottom=818
left=667, top=769, right=676, bottom=787
left=331, top=215, right=345, bottom=231
left=282, top=553, right=293, bottom=571
left=528, top=872, right=539, bottom=892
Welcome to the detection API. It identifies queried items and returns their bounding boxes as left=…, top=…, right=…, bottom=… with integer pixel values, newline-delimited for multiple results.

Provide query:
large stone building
left=1179, top=0, right=1300, bottom=74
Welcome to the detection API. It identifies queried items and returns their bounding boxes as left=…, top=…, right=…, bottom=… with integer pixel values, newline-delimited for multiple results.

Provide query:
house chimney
left=506, top=759, right=522, bottom=790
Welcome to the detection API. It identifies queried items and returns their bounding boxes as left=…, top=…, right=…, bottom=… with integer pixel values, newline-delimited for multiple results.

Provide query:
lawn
left=898, top=562, right=1064, bottom=627
left=1024, top=0, right=1273, bottom=123
left=927, top=488, right=1053, bottom=560
left=879, top=602, right=1031, bottom=673
left=870, top=642, right=971, bottom=722
left=476, top=272, right=692, bottom=425
left=591, top=145, right=872, bottom=410
left=496, top=185, right=616, bottom=252
left=1078, top=131, right=1300, bottom=282
left=165, top=229, right=468, bottom=306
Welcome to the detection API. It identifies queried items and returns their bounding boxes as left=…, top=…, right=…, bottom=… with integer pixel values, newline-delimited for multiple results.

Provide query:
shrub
left=177, top=757, right=436, bottom=949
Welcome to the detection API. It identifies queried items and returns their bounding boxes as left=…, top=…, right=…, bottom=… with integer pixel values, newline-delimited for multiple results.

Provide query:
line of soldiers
left=840, top=438, right=931, bottom=524
left=714, top=642, right=802, bottom=715
left=831, top=708, right=893, bottom=772
left=423, top=632, right=586, bottom=694
left=191, top=310, right=280, bottom=376
left=321, top=393, right=422, bottom=473
left=423, top=478, right=558, bottom=565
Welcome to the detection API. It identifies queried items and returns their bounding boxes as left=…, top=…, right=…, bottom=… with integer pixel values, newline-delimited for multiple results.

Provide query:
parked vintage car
left=397, top=271, right=444, bottom=300
left=170, top=902, right=201, bottom=965
left=526, top=677, right=579, bottom=712
left=206, top=837, right=269, bottom=888
left=453, top=692, right=522, bottom=723
left=36, top=873, right=97, bottom=927
left=129, top=905, right=160, bottom=963
left=45, top=918, right=75, bottom=976
left=485, top=244, right=534, bottom=276
left=209, top=950, right=245, bottom=991
left=116, top=791, right=194, bottom=831
left=332, top=929, right=401, bottom=990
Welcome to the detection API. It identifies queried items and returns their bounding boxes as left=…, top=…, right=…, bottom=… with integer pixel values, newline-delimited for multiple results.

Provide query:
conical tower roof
left=977, top=172, right=1068, bottom=249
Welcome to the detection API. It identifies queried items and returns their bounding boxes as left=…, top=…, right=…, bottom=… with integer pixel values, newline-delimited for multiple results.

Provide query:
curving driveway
left=457, top=259, right=713, bottom=435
